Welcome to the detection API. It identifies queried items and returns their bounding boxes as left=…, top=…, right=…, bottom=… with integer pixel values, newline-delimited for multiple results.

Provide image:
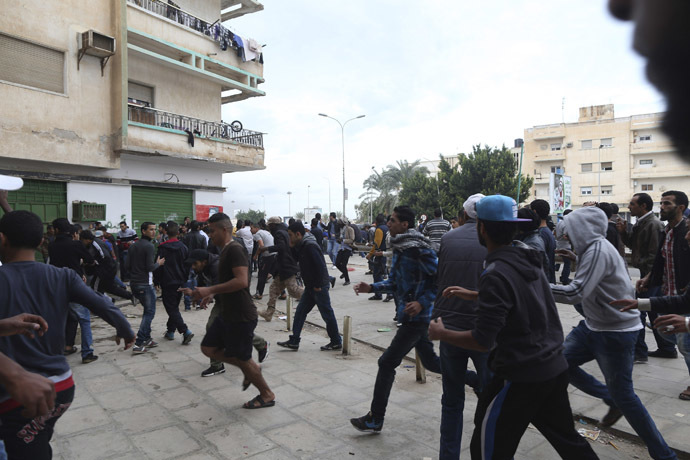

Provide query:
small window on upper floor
left=581, top=140, right=593, bottom=149
left=639, top=135, right=652, bottom=142
left=128, top=81, right=154, bottom=107
left=639, top=159, right=653, bottom=166
left=581, top=163, right=592, bottom=172
left=601, top=161, right=613, bottom=171
left=550, top=143, right=562, bottom=151
left=600, top=138, right=613, bottom=148
left=601, top=186, right=613, bottom=195
left=642, top=184, right=653, bottom=191
left=581, top=187, right=592, bottom=195
left=540, top=144, right=548, bottom=150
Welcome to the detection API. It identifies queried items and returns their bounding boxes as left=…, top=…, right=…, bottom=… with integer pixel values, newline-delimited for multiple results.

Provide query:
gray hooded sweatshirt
left=550, top=207, right=641, bottom=331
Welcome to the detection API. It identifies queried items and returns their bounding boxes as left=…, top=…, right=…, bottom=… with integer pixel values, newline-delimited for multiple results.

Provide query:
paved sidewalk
left=49, top=255, right=689, bottom=459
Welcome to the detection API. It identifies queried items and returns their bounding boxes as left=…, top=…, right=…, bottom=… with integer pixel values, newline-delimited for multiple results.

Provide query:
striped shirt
left=423, top=218, right=452, bottom=249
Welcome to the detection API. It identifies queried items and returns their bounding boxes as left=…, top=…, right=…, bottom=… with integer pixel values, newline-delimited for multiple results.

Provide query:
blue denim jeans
left=289, top=283, right=341, bottom=345
left=0, top=440, right=7, bottom=460
left=69, top=303, right=93, bottom=358
left=183, top=274, right=197, bottom=309
left=564, top=321, right=676, bottom=460
left=370, top=322, right=441, bottom=420
left=439, top=342, right=491, bottom=460
left=131, top=284, right=157, bottom=345
left=326, top=239, right=339, bottom=265
left=659, top=331, right=690, bottom=372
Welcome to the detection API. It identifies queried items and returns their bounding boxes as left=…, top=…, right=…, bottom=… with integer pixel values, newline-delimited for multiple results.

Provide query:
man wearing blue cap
left=429, top=195, right=597, bottom=460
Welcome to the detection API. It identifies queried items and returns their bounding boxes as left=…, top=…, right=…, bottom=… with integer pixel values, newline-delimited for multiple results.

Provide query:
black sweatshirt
left=48, top=234, right=94, bottom=276
left=126, top=237, right=159, bottom=286
left=292, top=233, right=329, bottom=289
left=471, top=241, right=568, bottom=383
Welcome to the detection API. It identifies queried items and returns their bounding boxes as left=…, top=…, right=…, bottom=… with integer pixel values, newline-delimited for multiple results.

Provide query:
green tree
left=234, top=209, right=265, bottom=224
left=398, top=170, right=441, bottom=219
left=294, top=211, right=305, bottom=221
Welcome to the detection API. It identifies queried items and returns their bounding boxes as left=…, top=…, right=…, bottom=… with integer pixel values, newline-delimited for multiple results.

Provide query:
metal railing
left=128, top=104, right=263, bottom=148
left=128, top=0, right=236, bottom=50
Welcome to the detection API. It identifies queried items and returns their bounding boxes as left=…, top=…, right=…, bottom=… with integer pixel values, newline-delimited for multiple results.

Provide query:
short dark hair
left=288, top=220, right=306, bottom=235
left=1, top=211, right=44, bottom=249
left=119, top=221, right=127, bottom=226
left=662, top=190, right=689, bottom=209
left=517, top=207, right=539, bottom=233
left=530, top=199, right=550, bottom=220
left=393, top=206, right=415, bottom=228
left=80, top=230, right=95, bottom=241
left=563, top=209, right=573, bottom=216
left=597, top=202, right=613, bottom=219
left=158, top=222, right=167, bottom=231
left=166, top=221, right=179, bottom=237
left=375, top=214, right=386, bottom=225
left=52, top=218, right=72, bottom=234
left=208, top=212, right=232, bottom=230
left=244, top=219, right=251, bottom=227
left=434, top=208, right=442, bottom=217
left=71, top=224, right=82, bottom=234
left=288, top=218, right=296, bottom=226
left=141, top=221, right=156, bottom=233
left=315, top=213, right=321, bottom=220
left=479, top=218, right=517, bottom=246
left=311, top=218, right=319, bottom=227
left=632, top=193, right=653, bottom=212
left=329, top=212, right=336, bottom=219
left=190, top=220, right=200, bottom=231
left=610, top=203, right=619, bottom=214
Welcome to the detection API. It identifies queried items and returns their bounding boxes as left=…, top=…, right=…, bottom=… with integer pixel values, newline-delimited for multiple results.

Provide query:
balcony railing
left=128, top=104, right=263, bottom=148
left=128, top=0, right=238, bottom=51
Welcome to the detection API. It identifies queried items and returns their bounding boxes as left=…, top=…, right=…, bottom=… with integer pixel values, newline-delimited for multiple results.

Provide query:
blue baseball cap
left=476, top=195, right=531, bottom=222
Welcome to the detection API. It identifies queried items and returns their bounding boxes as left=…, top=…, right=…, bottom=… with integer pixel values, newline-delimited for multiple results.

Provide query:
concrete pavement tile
left=311, top=382, right=370, bottom=407
left=93, top=386, right=150, bottom=411
left=280, top=370, right=333, bottom=389
left=69, top=388, right=96, bottom=409
left=131, top=425, right=201, bottom=460
left=174, top=402, right=238, bottom=432
left=254, top=356, right=301, bottom=376
left=231, top=403, right=298, bottom=430
left=178, top=372, right=236, bottom=392
left=207, top=387, right=246, bottom=408
left=328, top=368, right=376, bottom=389
left=656, top=424, right=690, bottom=454
left=155, top=386, right=204, bottom=410
left=154, top=349, right=196, bottom=365
left=291, top=400, right=357, bottom=431
left=119, top=359, right=165, bottom=377
left=70, top=362, right=120, bottom=379
left=264, top=421, right=344, bottom=457
left=134, top=371, right=185, bottom=393
left=111, top=403, right=171, bottom=433
left=267, top=383, right=316, bottom=408
left=205, top=423, right=275, bottom=458
left=404, top=396, right=442, bottom=418
left=54, top=404, right=112, bottom=436
left=243, top=448, right=298, bottom=460
left=170, top=452, right=223, bottom=460
left=62, top=430, right=132, bottom=460
left=326, top=424, right=431, bottom=460
left=82, top=371, right=129, bottom=394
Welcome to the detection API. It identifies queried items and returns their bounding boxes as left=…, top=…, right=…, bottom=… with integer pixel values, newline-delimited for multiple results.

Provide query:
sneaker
left=258, top=341, right=270, bottom=363
left=383, top=296, right=393, bottom=303
left=132, top=344, right=148, bottom=354
left=144, top=339, right=158, bottom=348
left=320, top=342, right=342, bottom=351
left=368, top=295, right=382, bottom=301
left=82, top=354, right=99, bottom=364
left=201, top=364, right=226, bottom=377
left=182, top=330, right=194, bottom=345
left=259, top=310, right=274, bottom=322
left=277, top=340, right=299, bottom=351
left=350, top=412, right=383, bottom=433
left=648, top=349, right=678, bottom=359
left=634, top=356, right=648, bottom=364
left=331, top=265, right=337, bottom=270
left=184, top=307, right=191, bottom=311
left=600, top=406, right=624, bottom=427
left=364, top=270, right=373, bottom=275
left=343, top=281, right=351, bottom=286
left=253, top=293, right=263, bottom=300
left=330, top=277, right=336, bottom=288
left=339, top=274, right=345, bottom=279
left=164, top=331, right=175, bottom=341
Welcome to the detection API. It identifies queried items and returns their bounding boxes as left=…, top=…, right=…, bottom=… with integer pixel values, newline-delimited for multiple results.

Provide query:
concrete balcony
left=124, top=104, right=264, bottom=172
left=529, top=124, right=565, bottom=141
left=221, top=0, right=264, bottom=21
left=127, top=0, right=264, bottom=102
left=630, top=141, right=676, bottom=155
left=532, top=152, right=565, bottom=163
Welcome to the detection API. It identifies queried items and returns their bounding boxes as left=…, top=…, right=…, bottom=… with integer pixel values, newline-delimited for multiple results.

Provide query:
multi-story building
left=0, top=0, right=265, bottom=229
left=520, top=104, right=690, bottom=215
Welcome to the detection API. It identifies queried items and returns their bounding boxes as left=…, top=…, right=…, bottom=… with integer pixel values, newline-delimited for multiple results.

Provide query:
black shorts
left=201, top=317, right=256, bottom=361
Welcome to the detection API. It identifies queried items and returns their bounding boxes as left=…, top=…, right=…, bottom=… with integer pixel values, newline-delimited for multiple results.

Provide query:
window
left=639, top=135, right=652, bottom=142
left=128, top=81, right=154, bottom=107
left=642, top=184, right=653, bottom=191
left=581, top=140, right=593, bottom=149
left=540, top=144, right=548, bottom=151
left=639, top=159, right=653, bottom=166
left=601, top=162, right=613, bottom=171
left=581, top=187, right=592, bottom=195
left=601, top=186, right=613, bottom=195
left=550, top=143, right=562, bottom=151
left=581, top=163, right=592, bottom=172
left=551, top=166, right=563, bottom=173
left=0, top=33, right=65, bottom=94
left=600, top=138, right=613, bottom=148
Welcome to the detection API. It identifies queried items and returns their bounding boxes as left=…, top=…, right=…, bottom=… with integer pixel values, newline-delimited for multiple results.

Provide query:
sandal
left=253, top=294, right=263, bottom=300
left=63, top=346, right=78, bottom=356
left=243, top=395, right=275, bottom=409
left=679, top=386, right=690, bottom=401
left=278, top=293, right=287, bottom=300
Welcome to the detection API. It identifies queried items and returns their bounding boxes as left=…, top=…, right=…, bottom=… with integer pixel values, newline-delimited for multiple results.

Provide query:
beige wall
left=0, top=0, right=121, bottom=169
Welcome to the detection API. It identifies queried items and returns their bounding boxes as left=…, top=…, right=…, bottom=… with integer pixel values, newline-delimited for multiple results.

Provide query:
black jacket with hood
left=292, top=233, right=329, bottom=289
left=265, top=223, right=299, bottom=280
left=472, top=241, right=568, bottom=382
left=154, top=238, right=189, bottom=286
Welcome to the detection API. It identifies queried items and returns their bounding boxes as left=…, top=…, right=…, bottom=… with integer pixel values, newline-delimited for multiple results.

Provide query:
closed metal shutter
left=0, top=179, right=67, bottom=224
left=128, top=81, right=154, bottom=106
left=131, top=186, right=194, bottom=235
left=0, top=33, right=65, bottom=94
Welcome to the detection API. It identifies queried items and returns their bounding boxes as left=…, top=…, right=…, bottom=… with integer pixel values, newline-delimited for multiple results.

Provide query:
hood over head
left=564, top=207, right=607, bottom=253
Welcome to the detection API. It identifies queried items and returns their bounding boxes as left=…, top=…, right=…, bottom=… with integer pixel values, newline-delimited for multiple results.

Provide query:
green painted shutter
left=0, top=179, right=67, bottom=224
left=131, top=186, right=194, bottom=236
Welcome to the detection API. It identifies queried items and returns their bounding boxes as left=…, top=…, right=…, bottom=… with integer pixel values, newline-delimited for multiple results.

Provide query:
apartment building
left=520, top=104, right=690, bottom=215
left=0, top=0, right=265, bottom=229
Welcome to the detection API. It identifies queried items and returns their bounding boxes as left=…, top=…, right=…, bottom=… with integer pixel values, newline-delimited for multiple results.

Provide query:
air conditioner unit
left=72, top=201, right=106, bottom=221
left=566, top=142, right=573, bottom=148
left=78, top=30, right=116, bottom=75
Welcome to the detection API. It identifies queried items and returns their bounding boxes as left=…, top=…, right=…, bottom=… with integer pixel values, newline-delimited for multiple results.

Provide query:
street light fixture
left=319, top=113, right=366, bottom=218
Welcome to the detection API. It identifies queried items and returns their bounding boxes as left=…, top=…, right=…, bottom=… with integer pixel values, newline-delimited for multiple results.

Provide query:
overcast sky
left=220, top=1, right=664, bottom=221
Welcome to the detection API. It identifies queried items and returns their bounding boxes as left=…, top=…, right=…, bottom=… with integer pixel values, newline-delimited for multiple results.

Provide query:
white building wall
left=195, top=190, right=224, bottom=206
left=67, top=182, right=132, bottom=231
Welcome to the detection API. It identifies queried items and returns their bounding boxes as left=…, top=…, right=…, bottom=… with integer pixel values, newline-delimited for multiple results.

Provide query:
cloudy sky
left=220, top=1, right=663, bottom=220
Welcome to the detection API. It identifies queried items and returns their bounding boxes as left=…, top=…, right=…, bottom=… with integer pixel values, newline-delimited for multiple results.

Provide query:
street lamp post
left=307, top=185, right=311, bottom=209
left=319, top=113, right=366, bottom=218
left=322, top=177, right=331, bottom=214
left=287, top=191, right=292, bottom=217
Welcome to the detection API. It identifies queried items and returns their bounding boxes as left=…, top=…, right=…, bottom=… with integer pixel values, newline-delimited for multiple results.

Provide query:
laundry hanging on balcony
left=231, top=34, right=263, bottom=63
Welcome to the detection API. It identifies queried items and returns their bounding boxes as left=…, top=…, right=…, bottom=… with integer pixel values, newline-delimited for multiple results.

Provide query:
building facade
left=520, top=104, right=690, bottom=215
left=0, top=0, right=265, bottom=230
